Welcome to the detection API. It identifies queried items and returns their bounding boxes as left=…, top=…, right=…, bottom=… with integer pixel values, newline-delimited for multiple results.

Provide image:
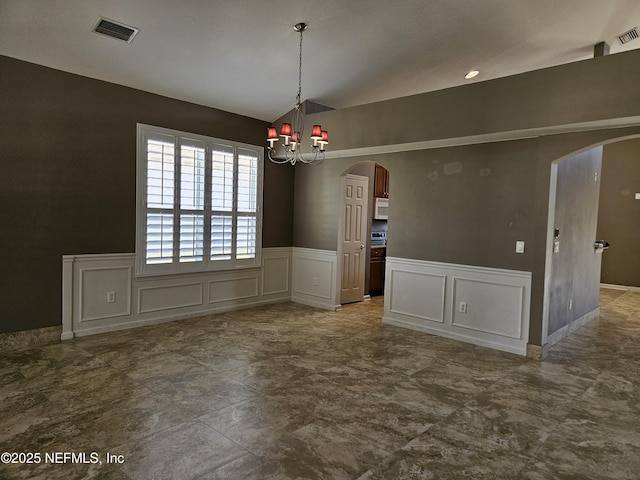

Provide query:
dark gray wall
left=293, top=159, right=368, bottom=250
left=598, top=139, right=640, bottom=287
left=548, top=148, right=603, bottom=335
left=299, top=49, right=640, bottom=152
left=294, top=140, right=537, bottom=269
left=0, top=55, right=293, bottom=334
left=263, top=159, right=295, bottom=247
left=386, top=142, right=536, bottom=270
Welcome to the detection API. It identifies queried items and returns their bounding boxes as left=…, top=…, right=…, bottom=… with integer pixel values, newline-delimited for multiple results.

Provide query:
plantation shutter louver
left=145, top=135, right=175, bottom=265
left=236, top=149, right=258, bottom=259
left=179, top=140, right=206, bottom=263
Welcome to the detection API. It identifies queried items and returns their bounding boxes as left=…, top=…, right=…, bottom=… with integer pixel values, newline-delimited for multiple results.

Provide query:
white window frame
left=136, top=124, right=263, bottom=276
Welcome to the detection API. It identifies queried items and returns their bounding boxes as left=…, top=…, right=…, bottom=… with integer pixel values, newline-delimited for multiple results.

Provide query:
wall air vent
left=93, top=17, right=139, bottom=43
left=617, top=27, right=639, bottom=45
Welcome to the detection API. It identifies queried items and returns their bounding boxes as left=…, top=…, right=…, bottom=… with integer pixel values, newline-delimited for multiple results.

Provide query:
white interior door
left=339, top=174, right=368, bottom=304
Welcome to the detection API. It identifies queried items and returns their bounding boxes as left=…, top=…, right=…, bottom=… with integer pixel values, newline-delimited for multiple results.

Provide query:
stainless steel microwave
left=374, top=197, right=389, bottom=220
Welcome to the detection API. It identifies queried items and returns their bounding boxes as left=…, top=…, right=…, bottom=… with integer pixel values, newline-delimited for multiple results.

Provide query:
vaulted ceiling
left=1, top=0, right=639, bottom=122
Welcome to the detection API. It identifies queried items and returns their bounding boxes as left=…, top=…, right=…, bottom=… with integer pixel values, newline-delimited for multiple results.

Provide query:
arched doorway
left=337, top=162, right=390, bottom=305
left=542, top=134, right=640, bottom=349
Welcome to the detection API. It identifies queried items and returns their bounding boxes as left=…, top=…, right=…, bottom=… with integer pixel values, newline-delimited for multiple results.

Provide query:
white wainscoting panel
left=291, top=247, right=339, bottom=310
left=208, top=275, right=259, bottom=304
left=79, top=266, right=132, bottom=322
left=61, top=248, right=292, bottom=339
left=262, top=253, right=290, bottom=295
left=452, top=277, right=524, bottom=339
left=384, top=257, right=531, bottom=355
left=139, top=283, right=203, bottom=314
left=388, top=270, right=446, bottom=323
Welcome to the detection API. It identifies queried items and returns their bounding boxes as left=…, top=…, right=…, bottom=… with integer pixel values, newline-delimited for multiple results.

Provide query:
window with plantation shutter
left=136, top=124, right=263, bottom=276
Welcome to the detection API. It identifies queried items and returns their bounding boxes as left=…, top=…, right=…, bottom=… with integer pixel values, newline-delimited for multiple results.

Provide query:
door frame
left=336, top=173, right=369, bottom=304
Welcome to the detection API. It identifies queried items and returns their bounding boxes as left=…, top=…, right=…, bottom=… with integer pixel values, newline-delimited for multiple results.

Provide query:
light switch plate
left=515, top=241, right=525, bottom=253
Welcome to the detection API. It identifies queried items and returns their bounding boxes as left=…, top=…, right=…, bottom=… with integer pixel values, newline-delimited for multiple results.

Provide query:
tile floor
left=1, top=289, right=639, bottom=479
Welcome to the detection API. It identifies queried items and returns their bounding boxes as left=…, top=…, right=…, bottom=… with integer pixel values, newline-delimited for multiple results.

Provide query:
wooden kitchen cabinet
left=374, top=164, right=389, bottom=198
left=369, top=246, right=386, bottom=295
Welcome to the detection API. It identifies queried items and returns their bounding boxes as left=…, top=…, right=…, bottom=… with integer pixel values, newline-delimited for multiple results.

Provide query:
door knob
left=360, top=244, right=365, bottom=249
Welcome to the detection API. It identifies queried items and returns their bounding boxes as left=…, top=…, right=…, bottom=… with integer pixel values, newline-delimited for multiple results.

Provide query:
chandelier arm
left=267, top=148, right=293, bottom=164
left=267, top=146, right=324, bottom=166
left=307, top=151, right=325, bottom=165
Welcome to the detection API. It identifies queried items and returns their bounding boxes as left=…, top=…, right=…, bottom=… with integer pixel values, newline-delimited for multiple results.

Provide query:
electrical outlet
left=515, top=241, right=525, bottom=253
left=312, top=277, right=318, bottom=286
left=569, top=299, right=573, bottom=310
left=459, top=301, right=467, bottom=314
left=107, top=291, right=116, bottom=303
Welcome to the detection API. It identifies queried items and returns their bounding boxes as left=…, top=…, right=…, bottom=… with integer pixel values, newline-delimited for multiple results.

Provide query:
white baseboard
left=546, top=307, right=599, bottom=348
left=600, top=283, right=640, bottom=292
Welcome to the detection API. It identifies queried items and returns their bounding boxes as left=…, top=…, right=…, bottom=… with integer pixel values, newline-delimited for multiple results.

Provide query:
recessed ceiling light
left=464, top=70, right=480, bottom=80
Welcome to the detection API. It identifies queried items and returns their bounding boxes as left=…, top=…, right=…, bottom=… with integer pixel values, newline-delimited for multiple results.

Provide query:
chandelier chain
left=297, top=28, right=303, bottom=106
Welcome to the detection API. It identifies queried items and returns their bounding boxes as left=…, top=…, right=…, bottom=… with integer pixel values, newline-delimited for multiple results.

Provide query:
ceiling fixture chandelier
left=267, top=22, right=328, bottom=165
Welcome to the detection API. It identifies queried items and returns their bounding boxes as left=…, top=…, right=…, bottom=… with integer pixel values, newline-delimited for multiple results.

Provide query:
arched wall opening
left=539, top=133, right=640, bottom=352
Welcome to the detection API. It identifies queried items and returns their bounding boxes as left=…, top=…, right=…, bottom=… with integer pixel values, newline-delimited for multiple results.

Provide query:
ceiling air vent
left=617, top=27, right=639, bottom=45
left=93, top=17, right=139, bottom=43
